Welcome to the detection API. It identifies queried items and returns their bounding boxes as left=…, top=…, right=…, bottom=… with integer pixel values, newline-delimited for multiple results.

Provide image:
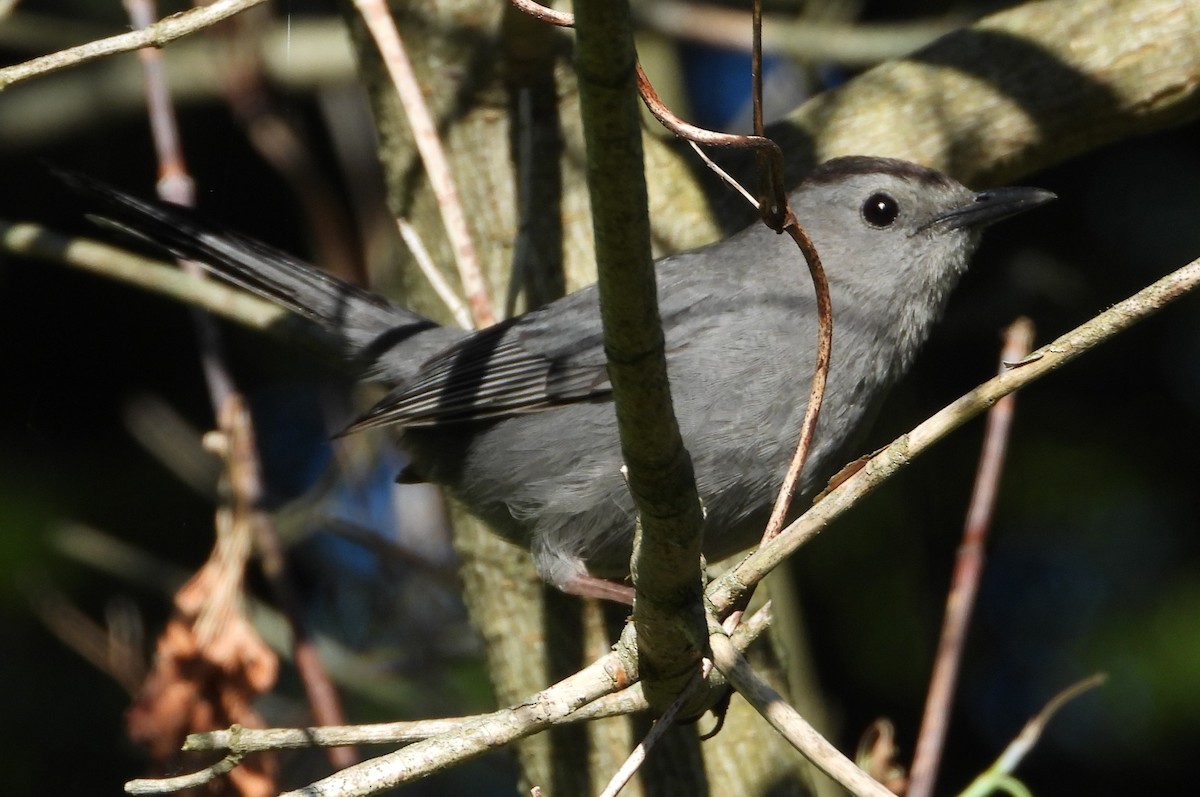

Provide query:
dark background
left=1, top=1, right=1198, bottom=794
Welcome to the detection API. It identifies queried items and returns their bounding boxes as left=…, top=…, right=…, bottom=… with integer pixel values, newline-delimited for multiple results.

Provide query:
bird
left=59, top=156, right=1054, bottom=599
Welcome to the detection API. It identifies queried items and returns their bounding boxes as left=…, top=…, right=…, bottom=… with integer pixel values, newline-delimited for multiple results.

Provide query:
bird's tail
left=56, top=169, right=448, bottom=376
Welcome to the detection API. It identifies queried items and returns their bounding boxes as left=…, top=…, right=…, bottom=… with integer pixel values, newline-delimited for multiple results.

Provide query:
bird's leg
left=561, top=574, right=635, bottom=605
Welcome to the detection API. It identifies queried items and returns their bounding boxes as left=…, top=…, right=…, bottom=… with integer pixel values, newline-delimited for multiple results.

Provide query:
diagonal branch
left=0, top=0, right=267, bottom=89
left=352, top=0, right=494, bottom=328
left=907, top=318, right=1034, bottom=797
left=709, top=629, right=892, bottom=797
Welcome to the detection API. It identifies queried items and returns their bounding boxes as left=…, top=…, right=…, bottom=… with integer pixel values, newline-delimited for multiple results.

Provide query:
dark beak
left=935, top=186, right=1057, bottom=231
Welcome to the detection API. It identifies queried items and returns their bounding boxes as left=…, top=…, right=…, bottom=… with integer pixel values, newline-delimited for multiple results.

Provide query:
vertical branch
left=751, top=0, right=765, bottom=138
left=125, top=0, right=233, bottom=415
left=907, top=318, right=1035, bottom=797
left=572, top=0, right=708, bottom=712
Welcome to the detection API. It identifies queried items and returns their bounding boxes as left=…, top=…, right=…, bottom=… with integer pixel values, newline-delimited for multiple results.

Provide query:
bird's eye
left=861, top=192, right=900, bottom=228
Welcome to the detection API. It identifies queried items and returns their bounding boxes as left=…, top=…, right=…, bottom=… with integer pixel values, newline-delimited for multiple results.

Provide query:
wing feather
left=343, top=317, right=611, bottom=431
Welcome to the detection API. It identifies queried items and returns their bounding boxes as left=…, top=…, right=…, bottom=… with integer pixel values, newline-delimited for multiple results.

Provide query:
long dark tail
left=56, top=169, right=456, bottom=380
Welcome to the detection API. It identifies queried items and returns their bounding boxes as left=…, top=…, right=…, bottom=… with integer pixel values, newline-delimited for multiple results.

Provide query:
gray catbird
left=62, top=156, right=1053, bottom=597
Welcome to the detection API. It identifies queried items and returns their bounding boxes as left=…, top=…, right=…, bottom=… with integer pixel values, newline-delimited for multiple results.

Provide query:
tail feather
left=56, top=169, right=443, bottom=370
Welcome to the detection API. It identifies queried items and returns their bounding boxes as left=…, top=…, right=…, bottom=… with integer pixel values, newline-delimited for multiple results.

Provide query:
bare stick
left=687, top=141, right=760, bottom=208
left=709, top=630, right=893, bottom=797
left=633, top=64, right=787, bottom=229
left=126, top=754, right=245, bottom=795
left=596, top=661, right=711, bottom=797
left=907, top=318, right=1034, bottom=797
left=184, top=602, right=774, bottom=756
left=352, top=0, right=495, bottom=327
left=272, top=650, right=635, bottom=797
left=751, top=0, right=765, bottom=138
left=510, top=0, right=573, bottom=27
left=397, top=218, right=474, bottom=329
left=124, top=0, right=233, bottom=414
left=0, top=0, right=266, bottom=89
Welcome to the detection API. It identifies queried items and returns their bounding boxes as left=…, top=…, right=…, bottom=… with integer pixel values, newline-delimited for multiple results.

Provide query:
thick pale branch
left=771, top=0, right=1200, bottom=186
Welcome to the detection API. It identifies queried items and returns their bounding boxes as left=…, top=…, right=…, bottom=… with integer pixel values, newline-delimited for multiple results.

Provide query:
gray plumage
left=61, top=156, right=1054, bottom=591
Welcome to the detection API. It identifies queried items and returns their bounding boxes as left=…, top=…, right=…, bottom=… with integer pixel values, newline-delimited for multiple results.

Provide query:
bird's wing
left=342, top=291, right=614, bottom=432
left=341, top=245, right=739, bottom=433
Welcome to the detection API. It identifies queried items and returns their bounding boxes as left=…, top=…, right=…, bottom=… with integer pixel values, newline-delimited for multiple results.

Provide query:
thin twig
left=709, top=629, right=893, bottom=797
left=352, top=0, right=494, bottom=328
left=760, top=212, right=831, bottom=543
left=747, top=0, right=786, bottom=227
left=186, top=717, right=480, bottom=752
left=0, top=20, right=355, bottom=153
left=908, top=318, right=1035, bottom=797
left=958, top=674, right=1106, bottom=797
left=688, top=141, right=760, bottom=208
left=596, top=660, right=711, bottom=797
left=126, top=753, right=245, bottom=795
left=511, top=0, right=790, bottom=228
left=0, top=221, right=292, bottom=331
left=660, top=0, right=833, bottom=540
left=752, top=0, right=765, bottom=138
left=270, top=649, right=636, bottom=797
left=143, top=622, right=648, bottom=791
left=510, top=0, right=573, bottom=27
left=125, top=0, right=233, bottom=415
left=633, top=64, right=787, bottom=229
left=184, top=601, right=775, bottom=756
left=0, top=0, right=266, bottom=89
left=397, top=218, right=474, bottom=329
left=749, top=0, right=832, bottom=545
